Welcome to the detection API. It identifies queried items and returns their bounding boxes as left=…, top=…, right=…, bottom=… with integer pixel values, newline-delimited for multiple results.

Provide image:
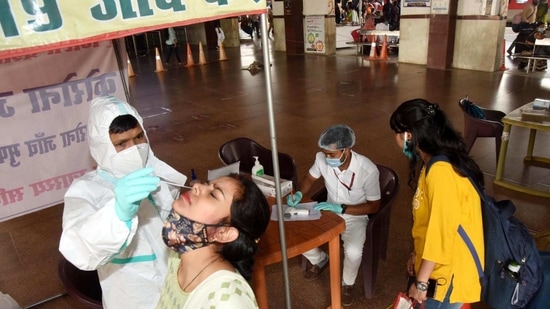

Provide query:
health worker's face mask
left=325, top=150, right=346, bottom=168
left=111, top=143, right=149, bottom=178
left=161, top=209, right=227, bottom=254
left=402, top=132, right=415, bottom=160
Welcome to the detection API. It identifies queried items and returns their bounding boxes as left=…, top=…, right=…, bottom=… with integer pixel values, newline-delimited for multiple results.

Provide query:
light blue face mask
left=402, top=132, right=415, bottom=160
left=325, top=150, right=346, bottom=167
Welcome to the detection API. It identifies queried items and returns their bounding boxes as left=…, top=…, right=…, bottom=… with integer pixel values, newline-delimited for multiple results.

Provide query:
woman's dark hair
left=389, top=98, right=484, bottom=190
left=109, top=114, right=139, bottom=134
left=220, top=174, right=270, bottom=280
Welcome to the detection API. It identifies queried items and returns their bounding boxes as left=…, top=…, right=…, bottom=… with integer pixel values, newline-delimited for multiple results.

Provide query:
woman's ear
left=213, top=226, right=239, bottom=243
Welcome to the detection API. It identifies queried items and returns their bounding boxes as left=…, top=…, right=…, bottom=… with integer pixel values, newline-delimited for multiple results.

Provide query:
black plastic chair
left=218, top=137, right=299, bottom=189
left=311, top=164, right=399, bottom=299
left=458, top=97, right=506, bottom=163
left=58, top=257, right=103, bottom=309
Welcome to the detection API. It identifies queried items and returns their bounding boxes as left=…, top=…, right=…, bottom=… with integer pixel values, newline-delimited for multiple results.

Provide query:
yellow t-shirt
left=412, top=161, right=484, bottom=303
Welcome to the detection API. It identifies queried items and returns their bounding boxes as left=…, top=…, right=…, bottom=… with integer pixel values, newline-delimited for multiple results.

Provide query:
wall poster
left=304, top=15, right=325, bottom=54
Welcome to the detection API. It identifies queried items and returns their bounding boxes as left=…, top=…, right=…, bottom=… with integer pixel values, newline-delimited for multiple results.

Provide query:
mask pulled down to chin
left=161, top=209, right=226, bottom=254
left=110, top=143, right=149, bottom=178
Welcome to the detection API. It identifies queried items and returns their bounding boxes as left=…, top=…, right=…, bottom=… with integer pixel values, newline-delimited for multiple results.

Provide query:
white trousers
left=302, top=214, right=368, bottom=286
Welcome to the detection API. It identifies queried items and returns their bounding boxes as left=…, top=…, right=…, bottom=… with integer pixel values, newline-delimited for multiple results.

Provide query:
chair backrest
left=58, top=257, right=103, bottom=309
left=458, top=97, right=505, bottom=124
left=375, top=164, right=399, bottom=217
left=459, top=97, right=486, bottom=119
left=218, top=137, right=299, bottom=188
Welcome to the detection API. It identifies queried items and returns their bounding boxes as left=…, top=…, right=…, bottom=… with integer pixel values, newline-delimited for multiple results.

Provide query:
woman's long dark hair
left=220, top=174, right=270, bottom=280
left=389, top=98, right=484, bottom=190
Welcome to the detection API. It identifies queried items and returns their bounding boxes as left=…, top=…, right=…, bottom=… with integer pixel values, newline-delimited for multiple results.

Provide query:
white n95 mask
left=111, top=143, right=150, bottom=178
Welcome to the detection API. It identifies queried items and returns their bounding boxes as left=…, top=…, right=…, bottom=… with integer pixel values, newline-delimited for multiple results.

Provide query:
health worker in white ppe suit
left=59, top=96, right=187, bottom=309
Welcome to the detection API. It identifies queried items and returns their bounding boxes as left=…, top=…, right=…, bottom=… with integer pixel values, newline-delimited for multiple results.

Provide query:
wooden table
left=494, top=101, right=550, bottom=197
left=253, top=207, right=345, bottom=309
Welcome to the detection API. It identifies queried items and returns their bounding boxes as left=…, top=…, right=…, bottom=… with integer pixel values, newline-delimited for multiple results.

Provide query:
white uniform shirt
left=308, top=150, right=380, bottom=214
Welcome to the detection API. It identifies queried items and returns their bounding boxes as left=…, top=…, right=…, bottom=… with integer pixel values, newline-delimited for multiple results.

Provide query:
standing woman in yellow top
left=389, top=99, right=485, bottom=308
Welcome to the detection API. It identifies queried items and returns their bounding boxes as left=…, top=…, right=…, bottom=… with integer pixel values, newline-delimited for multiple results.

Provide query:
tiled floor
left=1, top=32, right=549, bottom=309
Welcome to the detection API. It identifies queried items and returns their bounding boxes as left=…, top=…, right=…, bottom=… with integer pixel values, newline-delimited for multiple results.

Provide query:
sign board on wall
left=304, top=15, right=325, bottom=54
left=431, top=0, right=449, bottom=14
left=405, top=0, right=431, bottom=7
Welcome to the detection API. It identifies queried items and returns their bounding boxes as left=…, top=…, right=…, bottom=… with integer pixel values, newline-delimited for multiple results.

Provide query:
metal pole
left=158, top=30, right=164, bottom=57
left=260, top=12, right=292, bottom=309
left=132, top=35, right=138, bottom=57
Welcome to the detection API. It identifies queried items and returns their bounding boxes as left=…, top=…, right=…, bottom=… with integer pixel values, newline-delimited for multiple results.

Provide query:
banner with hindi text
left=0, top=40, right=126, bottom=222
left=0, top=0, right=267, bottom=59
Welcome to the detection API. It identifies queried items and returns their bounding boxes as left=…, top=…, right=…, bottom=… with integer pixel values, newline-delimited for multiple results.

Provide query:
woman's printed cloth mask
left=162, top=209, right=226, bottom=254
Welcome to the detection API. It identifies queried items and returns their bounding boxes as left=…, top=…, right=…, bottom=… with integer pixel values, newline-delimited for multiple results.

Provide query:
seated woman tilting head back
left=156, top=174, right=270, bottom=309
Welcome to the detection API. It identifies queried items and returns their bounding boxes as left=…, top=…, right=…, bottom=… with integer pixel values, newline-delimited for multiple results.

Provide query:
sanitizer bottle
left=251, top=156, right=264, bottom=176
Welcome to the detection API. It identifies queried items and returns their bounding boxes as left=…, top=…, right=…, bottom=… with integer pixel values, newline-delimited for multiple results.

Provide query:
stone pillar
left=273, top=1, right=286, bottom=51
left=221, top=18, right=241, bottom=48
left=427, top=0, right=458, bottom=70
left=284, top=0, right=305, bottom=55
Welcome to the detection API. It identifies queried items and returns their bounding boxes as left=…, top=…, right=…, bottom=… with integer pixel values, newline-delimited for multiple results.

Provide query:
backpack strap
left=457, top=225, right=484, bottom=279
left=426, top=155, right=485, bottom=279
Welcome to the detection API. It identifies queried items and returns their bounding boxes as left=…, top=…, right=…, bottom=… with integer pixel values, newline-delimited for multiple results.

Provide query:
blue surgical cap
left=318, top=124, right=356, bottom=150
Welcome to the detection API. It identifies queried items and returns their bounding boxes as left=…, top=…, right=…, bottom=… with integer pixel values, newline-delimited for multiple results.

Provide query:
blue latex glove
left=286, top=191, right=303, bottom=207
left=314, top=202, right=343, bottom=214
left=114, top=167, right=160, bottom=221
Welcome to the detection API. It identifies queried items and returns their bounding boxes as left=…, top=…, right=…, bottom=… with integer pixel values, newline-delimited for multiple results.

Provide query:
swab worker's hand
left=114, top=167, right=160, bottom=221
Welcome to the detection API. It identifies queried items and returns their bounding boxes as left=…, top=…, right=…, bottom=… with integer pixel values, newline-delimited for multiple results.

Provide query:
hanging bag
left=389, top=292, right=417, bottom=309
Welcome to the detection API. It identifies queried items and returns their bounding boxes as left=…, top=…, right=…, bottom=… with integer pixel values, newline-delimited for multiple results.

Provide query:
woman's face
left=172, top=176, right=240, bottom=225
left=395, top=132, right=407, bottom=149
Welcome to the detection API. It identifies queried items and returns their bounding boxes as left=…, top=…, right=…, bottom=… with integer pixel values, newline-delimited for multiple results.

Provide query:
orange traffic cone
left=378, top=35, right=388, bottom=61
left=127, top=53, right=136, bottom=77
left=154, top=48, right=165, bottom=72
left=219, top=43, right=228, bottom=61
left=500, top=39, right=508, bottom=71
left=185, top=43, right=195, bottom=67
left=198, top=41, right=207, bottom=65
left=368, top=41, right=377, bottom=60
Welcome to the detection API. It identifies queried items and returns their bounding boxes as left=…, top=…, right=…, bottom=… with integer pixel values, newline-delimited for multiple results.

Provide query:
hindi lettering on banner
left=25, top=133, right=57, bottom=157
left=60, top=123, right=87, bottom=148
left=0, top=92, right=15, bottom=117
left=28, top=169, right=88, bottom=197
left=0, top=188, right=24, bottom=206
left=0, top=144, right=21, bottom=167
left=25, top=70, right=117, bottom=114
